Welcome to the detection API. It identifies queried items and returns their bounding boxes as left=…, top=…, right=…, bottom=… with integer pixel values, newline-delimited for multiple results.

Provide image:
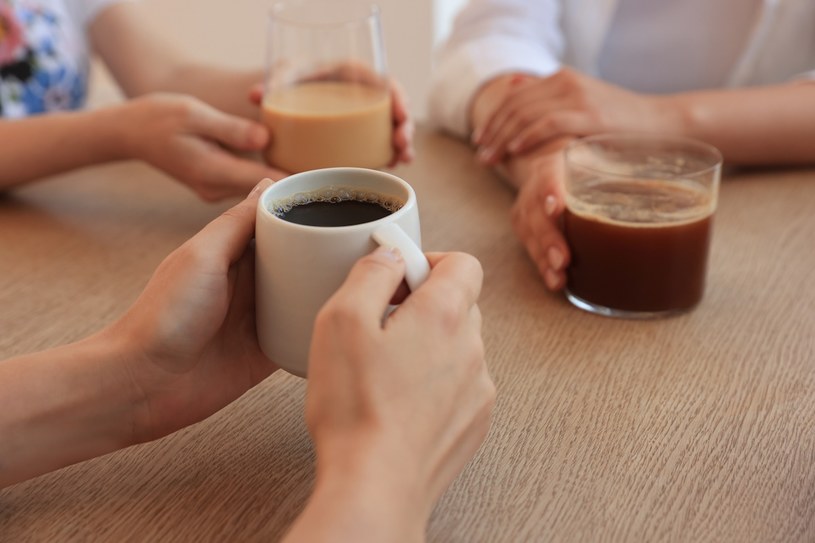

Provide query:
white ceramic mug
left=255, top=167, right=430, bottom=377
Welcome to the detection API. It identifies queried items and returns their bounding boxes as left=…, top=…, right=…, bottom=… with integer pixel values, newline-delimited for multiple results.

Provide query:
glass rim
left=564, top=132, right=724, bottom=180
left=270, top=1, right=380, bottom=28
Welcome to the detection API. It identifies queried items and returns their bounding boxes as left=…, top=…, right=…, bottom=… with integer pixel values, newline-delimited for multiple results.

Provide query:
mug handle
left=372, top=223, right=431, bottom=291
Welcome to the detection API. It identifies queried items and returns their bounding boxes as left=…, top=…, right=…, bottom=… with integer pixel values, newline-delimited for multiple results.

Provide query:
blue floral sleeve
left=0, top=1, right=88, bottom=118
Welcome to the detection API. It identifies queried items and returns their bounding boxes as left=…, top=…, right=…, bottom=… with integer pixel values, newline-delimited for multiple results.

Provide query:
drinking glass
left=262, top=0, right=392, bottom=173
left=563, top=133, right=723, bottom=318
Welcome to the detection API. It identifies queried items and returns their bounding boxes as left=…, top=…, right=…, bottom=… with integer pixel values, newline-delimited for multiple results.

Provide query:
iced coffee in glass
left=262, top=1, right=392, bottom=173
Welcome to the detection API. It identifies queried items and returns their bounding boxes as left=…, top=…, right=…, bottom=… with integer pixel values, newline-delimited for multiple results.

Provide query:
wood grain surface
left=1, top=130, right=814, bottom=542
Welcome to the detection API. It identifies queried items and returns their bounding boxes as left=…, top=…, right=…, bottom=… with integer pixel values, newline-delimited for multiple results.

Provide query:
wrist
left=79, top=328, right=147, bottom=449
left=504, top=136, right=573, bottom=190
left=654, top=93, right=697, bottom=140
left=469, top=73, right=523, bottom=139
left=100, top=97, right=167, bottom=163
left=86, top=104, right=135, bottom=163
left=307, top=437, right=431, bottom=542
left=99, top=317, right=169, bottom=445
left=502, top=157, right=529, bottom=190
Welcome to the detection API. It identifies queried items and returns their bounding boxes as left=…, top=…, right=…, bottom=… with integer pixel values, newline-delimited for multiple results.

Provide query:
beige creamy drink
left=262, top=81, right=392, bottom=172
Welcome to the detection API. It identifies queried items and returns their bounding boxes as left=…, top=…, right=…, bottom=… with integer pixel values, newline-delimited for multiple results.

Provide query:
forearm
left=669, top=82, right=815, bottom=165
left=0, top=107, right=125, bottom=189
left=283, top=448, right=427, bottom=543
left=90, top=3, right=261, bottom=120
left=0, top=331, right=140, bottom=488
left=152, top=64, right=262, bottom=120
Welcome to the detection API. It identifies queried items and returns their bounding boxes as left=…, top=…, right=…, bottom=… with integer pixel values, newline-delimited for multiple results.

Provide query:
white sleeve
left=71, top=0, right=135, bottom=28
left=428, top=0, right=564, bottom=138
left=793, top=70, right=815, bottom=81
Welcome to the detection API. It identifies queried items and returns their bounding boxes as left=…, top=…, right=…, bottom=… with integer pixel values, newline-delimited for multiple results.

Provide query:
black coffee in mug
left=271, top=187, right=403, bottom=227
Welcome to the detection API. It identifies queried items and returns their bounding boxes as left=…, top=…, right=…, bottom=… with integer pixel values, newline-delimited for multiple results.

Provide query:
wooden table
left=2, top=129, right=814, bottom=542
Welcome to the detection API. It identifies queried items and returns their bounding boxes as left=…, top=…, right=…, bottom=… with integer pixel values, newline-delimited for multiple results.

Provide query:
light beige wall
left=93, top=0, right=438, bottom=118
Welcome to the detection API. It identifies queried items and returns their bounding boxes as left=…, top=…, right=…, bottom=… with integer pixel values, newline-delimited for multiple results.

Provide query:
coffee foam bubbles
left=269, top=186, right=404, bottom=217
left=567, top=177, right=712, bottom=225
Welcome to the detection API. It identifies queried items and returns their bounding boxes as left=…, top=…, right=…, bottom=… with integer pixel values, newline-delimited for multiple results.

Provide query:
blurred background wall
left=91, top=0, right=469, bottom=119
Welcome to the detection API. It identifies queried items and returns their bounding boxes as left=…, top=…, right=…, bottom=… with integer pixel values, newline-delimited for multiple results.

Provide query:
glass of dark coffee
left=563, top=134, right=722, bottom=318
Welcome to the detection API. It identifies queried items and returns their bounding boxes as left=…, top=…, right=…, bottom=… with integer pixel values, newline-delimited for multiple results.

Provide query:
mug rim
left=258, top=167, right=416, bottom=232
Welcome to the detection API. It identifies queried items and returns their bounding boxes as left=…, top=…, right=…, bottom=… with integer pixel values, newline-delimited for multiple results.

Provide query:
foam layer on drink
left=269, top=186, right=403, bottom=218
left=566, top=178, right=713, bottom=225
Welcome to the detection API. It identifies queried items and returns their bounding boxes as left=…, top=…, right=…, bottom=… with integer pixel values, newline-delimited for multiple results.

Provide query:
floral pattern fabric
left=0, top=0, right=88, bottom=118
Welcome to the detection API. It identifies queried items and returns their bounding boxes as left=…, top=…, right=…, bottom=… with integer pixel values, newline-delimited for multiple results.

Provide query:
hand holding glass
left=262, top=1, right=392, bottom=172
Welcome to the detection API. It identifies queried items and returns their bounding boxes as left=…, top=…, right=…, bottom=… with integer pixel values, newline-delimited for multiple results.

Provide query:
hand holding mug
left=284, top=249, right=494, bottom=541
left=109, top=179, right=278, bottom=444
